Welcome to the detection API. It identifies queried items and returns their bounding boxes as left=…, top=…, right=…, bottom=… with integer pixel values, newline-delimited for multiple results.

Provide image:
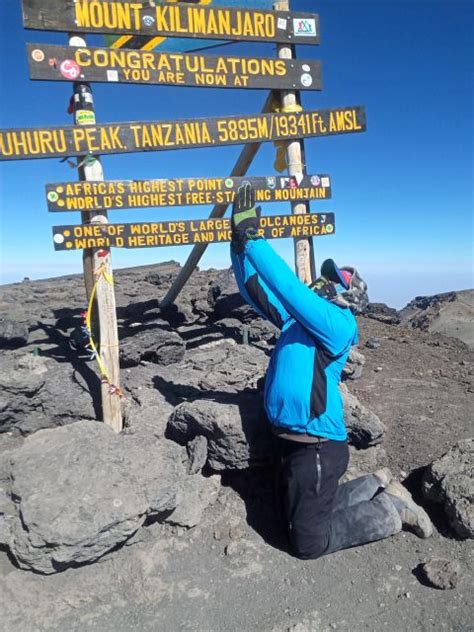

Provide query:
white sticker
left=302, top=64, right=311, bottom=72
left=31, top=49, right=45, bottom=63
left=54, top=234, right=65, bottom=244
left=300, top=73, right=313, bottom=87
left=321, top=177, right=330, bottom=188
left=294, top=172, right=304, bottom=186
left=293, top=18, right=317, bottom=37
left=277, top=17, right=287, bottom=30
left=107, top=70, right=119, bottom=82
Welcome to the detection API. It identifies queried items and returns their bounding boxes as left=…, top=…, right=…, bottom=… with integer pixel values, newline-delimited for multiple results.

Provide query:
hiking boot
left=384, top=481, right=433, bottom=538
left=373, top=467, right=393, bottom=488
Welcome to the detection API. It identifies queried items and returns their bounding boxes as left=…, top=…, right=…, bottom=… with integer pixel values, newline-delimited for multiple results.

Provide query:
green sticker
left=76, top=110, right=96, bottom=126
left=47, top=191, right=59, bottom=202
left=225, top=178, right=234, bottom=188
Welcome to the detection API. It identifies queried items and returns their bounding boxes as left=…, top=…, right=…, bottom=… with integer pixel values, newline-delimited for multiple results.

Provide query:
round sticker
left=31, top=49, right=45, bottom=63
left=300, top=73, right=313, bottom=87
left=302, top=64, right=311, bottom=72
left=326, top=224, right=334, bottom=234
left=47, top=191, right=59, bottom=202
left=310, top=175, right=321, bottom=186
left=60, top=59, right=81, bottom=80
left=54, top=234, right=65, bottom=244
left=225, top=178, right=234, bottom=188
left=142, top=14, right=155, bottom=26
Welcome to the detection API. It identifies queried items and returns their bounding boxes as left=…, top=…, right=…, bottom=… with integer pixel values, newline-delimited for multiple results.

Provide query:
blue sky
left=0, top=0, right=472, bottom=308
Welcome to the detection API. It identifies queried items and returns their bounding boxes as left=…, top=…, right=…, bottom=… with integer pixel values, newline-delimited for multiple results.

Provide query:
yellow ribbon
left=85, top=263, right=125, bottom=399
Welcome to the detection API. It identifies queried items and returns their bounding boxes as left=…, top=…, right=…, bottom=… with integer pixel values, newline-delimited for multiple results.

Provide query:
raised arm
left=231, top=248, right=290, bottom=329
left=244, top=239, right=357, bottom=356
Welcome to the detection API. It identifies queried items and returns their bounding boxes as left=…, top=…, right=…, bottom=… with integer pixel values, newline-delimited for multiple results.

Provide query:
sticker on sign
left=293, top=18, right=317, bottom=37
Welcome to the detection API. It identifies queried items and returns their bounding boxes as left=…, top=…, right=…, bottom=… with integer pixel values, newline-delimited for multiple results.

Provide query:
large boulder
left=340, top=383, right=386, bottom=448
left=0, top=354, right=96, bottom=434
left=365, top=303, right=401, bottom=325
left=422, top=439, right=474, bottom=539
left=119, top=324, right=185, bottom=367
left=167, top=396, right=273, bottom=471
left=0, top=420, right=219, bottom=573
left=153, top=340, right=269, bottom=401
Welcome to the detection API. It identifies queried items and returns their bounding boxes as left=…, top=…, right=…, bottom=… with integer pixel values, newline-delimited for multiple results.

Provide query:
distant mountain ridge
left=399, top=289, right=474, bottom=349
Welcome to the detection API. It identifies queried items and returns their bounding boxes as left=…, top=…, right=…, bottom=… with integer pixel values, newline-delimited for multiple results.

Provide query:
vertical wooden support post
left=274, top=0, right=314, bottom=284
left=69, top=35, right=122, bottom=432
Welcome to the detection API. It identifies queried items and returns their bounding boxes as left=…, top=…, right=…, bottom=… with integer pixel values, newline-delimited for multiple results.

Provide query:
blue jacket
left=231, top=239, right=358, bottom=441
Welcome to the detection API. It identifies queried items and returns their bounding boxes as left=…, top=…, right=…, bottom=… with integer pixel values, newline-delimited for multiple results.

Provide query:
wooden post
left=274, top=0, right=314, bottom=284
left=160, top=92, right=274, bottom=309
left=69, top=35, right=122, bottom=432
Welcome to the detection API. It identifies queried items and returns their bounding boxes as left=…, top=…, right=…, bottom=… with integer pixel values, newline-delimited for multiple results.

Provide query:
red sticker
left=60, top=59, right=81, bottom=80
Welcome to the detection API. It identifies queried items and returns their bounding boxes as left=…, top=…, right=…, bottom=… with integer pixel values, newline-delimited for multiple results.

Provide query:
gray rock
left=168, top=396, right=273, bottom=471
left=342, top=445, right=387, bottom=482
left=342, top=348, right=366, bottom=380
left=119, top=326, right=185, bottom=367
left=365, top=337, right=381, bottom=349
left=365, top=303, right=401, bottom=325
left=154, top=341, right=268, bottom=400
left=0, top=420, right=211, bottom=573
left=214, top=317, right=278, bottom=346
left=0, top=320, right=29, bottom=348
left=165, top=474, right=220, bottom=528
left=0, top=355, right=96, bottom=434
left=340, top=383, right=386, bottom=448
left=422, top=439, right=474, bottom=538
left=187, top=435, right=208, bottom=475
left=420, top=558, right=461, bottom=589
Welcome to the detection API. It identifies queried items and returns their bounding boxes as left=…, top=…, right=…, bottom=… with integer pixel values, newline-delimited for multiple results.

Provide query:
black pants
left=276, top=438, right=401, bottom=559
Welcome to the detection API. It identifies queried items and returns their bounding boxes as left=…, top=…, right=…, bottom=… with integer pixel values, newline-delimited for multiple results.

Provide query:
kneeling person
left=230, top=182, right=432, bottom=559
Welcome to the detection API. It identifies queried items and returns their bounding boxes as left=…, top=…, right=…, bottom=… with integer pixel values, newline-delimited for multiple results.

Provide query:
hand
left=231, top=182, right=261, bottom=253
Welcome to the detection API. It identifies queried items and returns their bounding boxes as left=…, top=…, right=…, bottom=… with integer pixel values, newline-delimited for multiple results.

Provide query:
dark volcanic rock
left=0, top=320, right=29, bottom=348
left=153, top=341, right=268, bottom=400
left=167, top=396, right=273, bottom=471
left=340, top=383, right=386, bottom=448
left=119, top=326, right=185, bottom=367
left=0, top=354, right=96, bottom=434
left=422, top=439, right=474, bottom=539
left=365, top=303, right=401, bottom=325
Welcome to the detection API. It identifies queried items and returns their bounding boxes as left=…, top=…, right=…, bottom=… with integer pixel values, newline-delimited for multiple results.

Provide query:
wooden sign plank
left=0, top=107, right=366, bottom=161
left=46, top=174, right=332, bottom=212
left=52, top=213, right=335, bottom=250
left=22, top=0, right=320, bottom=45
left=27, top=44, right=321, bottom=91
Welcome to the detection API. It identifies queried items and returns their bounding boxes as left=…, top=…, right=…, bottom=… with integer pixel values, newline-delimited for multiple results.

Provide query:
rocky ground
left=0, top=263, right=472, bottom=632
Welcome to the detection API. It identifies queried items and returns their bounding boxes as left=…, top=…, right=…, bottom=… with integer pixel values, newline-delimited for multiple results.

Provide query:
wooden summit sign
left=0, top=107, right=366, bottom=161
left=46, top=174, right=332, bottom=212
left=28, top=44, right=322, bottom=91
left=22, top=0, right=320, bottom=45
left=52, top=213, right=336, bottom=250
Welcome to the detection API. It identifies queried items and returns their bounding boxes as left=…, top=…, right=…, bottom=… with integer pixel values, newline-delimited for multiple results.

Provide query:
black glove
left=231, top=182, right=261, bottom=253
